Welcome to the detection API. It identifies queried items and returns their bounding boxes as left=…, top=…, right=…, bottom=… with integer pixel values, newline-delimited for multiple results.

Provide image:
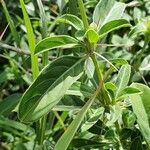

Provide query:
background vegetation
left=0, top=0, right=150, bottom=149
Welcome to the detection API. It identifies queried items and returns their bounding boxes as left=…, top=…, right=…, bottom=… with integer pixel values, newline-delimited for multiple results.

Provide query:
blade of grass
left=55, top=82, right=102, bottom=150
left=1, top=0, right=20, bottom=47
left=19, top=0, right=39, bottom=79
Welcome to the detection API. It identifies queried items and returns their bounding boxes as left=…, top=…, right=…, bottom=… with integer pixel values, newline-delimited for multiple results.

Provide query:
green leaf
left=0, top=116, right=28, bottom=132
left=70, top=138, right=110, bottom=149
left=35, top=35, right=80, bottom=55
left=54, top=87, right=100, bottom=150
left=130, top=137, right=144, bottom=150
left=99, top=19, right=131, bottom=38
left=129, top=22, right=145, bottom=38
left=75, top=30, right=85, bottom=41
left=130, top=83, right=150, bottom=145
left=1, top=0, right=20, bottom=46
left=117, top=86, right=141, bottom=98
left=106, top=103, right=122, bottom=127
left=66, top=82, right=94, bottom=98
left=81, top=107, right=104, bottom=132
left=0, top=71, right=8, bottom=85
left=93, top=0, right=126, bottom=29
left=56, top=14, right=84, bottom=30
left=20, top=0, right=39, bottom=79
left=105, top=82, right=117, bottom=92
left=85, top=29, right=99, bottom=44
left=122, top=110, right=136, bottom=128
left=18, top=56, right=85, bottom=122
left=115, top=64, right=131, bottom=98
left=85, top=57, right=95, bottom=79
left=0, top=94, right=21, bottom=116
left=129, top=20, right=150, bottom=42
left=110, top=58, right=128, bottom=66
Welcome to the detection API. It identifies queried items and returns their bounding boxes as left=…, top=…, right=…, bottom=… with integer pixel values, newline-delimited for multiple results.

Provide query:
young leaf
left=130, top=83, right=150, bottom=145
left=20, top=0, right=39, bottom=79
left=129, top=20, right=150, bottom=43
left=115, top=64, right=131, bottom=98
left=35, top=35, right=80, bottom=55
left=129, top=22, right=145, bottom=38
left=117, top=86, right=141, bottom=98
left=105, top=82, right=117, bottom=92
left=110, top=58, right=128, bottom=66
left=56, top=14, right=84, bottom=30
left=106, top=103, right=122, bottom=127
left=85, top=29, right=99, bottom=44
left=0, top=94, right=21, bottom=116
left=93, top=0, right=126, bottom=29
left=99, top=19, right=131, bottom=38
left=18, top=56, right=85, bottom=122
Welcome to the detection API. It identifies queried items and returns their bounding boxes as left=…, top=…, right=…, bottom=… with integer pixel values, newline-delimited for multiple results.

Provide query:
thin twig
left=53, top=111, right=67, bottom=131
left=0, top=41, right=30, bottom=55
left=0, top=24, right=9, bottom=40
left=94, top=51, right=118, bottom=71
left=0, top=41, right=56, bottom=60
left=96, top=43, right=132, bottom=48
left=138, top=70, right=148, bottom=86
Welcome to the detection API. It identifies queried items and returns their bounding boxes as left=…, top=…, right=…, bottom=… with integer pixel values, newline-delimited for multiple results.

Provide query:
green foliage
left=93, top=0, right=126, bottom=29
left=1, top=0, right=150, bottom=149
left=55, top=86, right=101, bottom=150
left=19, top=0, right=39, bottom=79
left=115, top=64, right=131, bottom=98
left=18, top=56, right=85, bottom=122
left=35, top=35, right=80, bottom=54
left=99, top=19, right=131, bottom=38
left=56, top=14, right=84, bottom=30
left=130, top=83, right=150, bottom=146
left=0, top=94, right=21, bottom=117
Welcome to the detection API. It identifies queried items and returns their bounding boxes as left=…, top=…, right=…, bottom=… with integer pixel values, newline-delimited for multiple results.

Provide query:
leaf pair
left=93, top=0, right=131, bottom=39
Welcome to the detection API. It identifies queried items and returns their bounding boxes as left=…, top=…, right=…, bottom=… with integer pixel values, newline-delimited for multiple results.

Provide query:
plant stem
left=77, top=0, right=103, bottom=84
left=77, top=0, right=89, bottom=30
left=39, top=116, right=47, bottom=146
left=90, top=53, right=103, bottom=82
left=77, top=0, right=110, bottom=105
